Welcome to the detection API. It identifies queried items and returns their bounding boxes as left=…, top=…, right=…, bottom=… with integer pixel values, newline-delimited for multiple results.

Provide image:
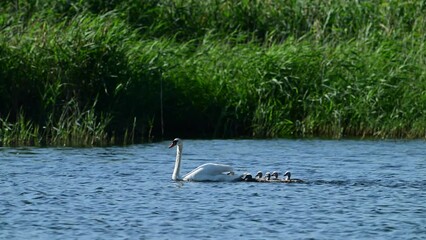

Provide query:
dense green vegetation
left=1, top=0, right=426, bottom=146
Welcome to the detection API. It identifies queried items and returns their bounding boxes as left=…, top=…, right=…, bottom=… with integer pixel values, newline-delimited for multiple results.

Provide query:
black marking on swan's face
left=169, top=138, right=180, bottom=148
left=255, top=171, right=262, bottom=178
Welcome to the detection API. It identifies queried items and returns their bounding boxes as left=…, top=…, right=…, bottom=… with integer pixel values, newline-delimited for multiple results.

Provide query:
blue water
left=1, top=139, right=425, bottom=239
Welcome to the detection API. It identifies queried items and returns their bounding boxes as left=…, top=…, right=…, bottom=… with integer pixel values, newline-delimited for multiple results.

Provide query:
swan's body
left=282, top=171, right=304, bottom=183
left=169, top=138, right=240, bottom=182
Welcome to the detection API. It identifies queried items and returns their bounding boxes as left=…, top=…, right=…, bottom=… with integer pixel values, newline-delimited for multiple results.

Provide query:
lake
left=1, top=139, right=425, bottom=239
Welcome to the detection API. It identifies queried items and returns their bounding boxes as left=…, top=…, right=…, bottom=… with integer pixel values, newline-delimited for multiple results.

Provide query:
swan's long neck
left=172, top=144, right=183, bottom=180
left=285, top=172, right=291, bottom=180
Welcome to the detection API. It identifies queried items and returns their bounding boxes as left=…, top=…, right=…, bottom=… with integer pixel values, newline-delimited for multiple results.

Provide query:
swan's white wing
left=183, top=163, right=238, bottom=181
left=185, top=163, right=234, bottom=176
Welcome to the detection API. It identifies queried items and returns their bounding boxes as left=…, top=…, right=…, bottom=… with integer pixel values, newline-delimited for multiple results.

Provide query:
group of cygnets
left=240, top=171, right=304, bottom=183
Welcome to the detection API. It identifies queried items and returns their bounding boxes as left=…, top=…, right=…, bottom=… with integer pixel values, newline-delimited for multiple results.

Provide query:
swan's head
left=271, top=171, right=279, bottom=179
left=255, top=171, right=263, bottom=179
left=169, top=138, right=182, bottom=148
left=283, top=171, right=291, bottom=180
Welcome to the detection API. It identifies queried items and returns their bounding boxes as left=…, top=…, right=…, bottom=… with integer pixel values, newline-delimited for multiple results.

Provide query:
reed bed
left=1, top=0, right=426, bottom=146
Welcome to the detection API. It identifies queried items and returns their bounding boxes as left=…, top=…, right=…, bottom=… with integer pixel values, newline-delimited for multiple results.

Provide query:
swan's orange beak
left=169, top=142, right=177, bottom=148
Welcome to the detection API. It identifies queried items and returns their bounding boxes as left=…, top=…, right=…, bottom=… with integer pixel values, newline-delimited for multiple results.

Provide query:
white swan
left=255, top=171, right=263, bottom=180
left=241, top=172, right=254, bottom=181
left=169, top=138, right=240, bottom=182
left=271, top=171, right=279, bottom=180
left=257, top=171, right=271, bottom=182
left=282, top=171, right=304, bottom=183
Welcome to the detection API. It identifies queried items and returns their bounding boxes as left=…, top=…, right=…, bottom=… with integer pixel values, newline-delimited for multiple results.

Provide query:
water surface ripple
left=1, top=140, right=425, bottom=239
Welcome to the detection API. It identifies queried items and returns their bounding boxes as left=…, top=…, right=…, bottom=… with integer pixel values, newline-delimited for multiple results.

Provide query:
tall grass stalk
left=0, top=111, right=40, bottom=146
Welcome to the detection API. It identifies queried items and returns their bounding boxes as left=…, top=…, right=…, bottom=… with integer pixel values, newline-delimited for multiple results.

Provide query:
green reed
left=1, top=0, right=426, bottom=146
left=0, top=111, right=40, bottom=146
